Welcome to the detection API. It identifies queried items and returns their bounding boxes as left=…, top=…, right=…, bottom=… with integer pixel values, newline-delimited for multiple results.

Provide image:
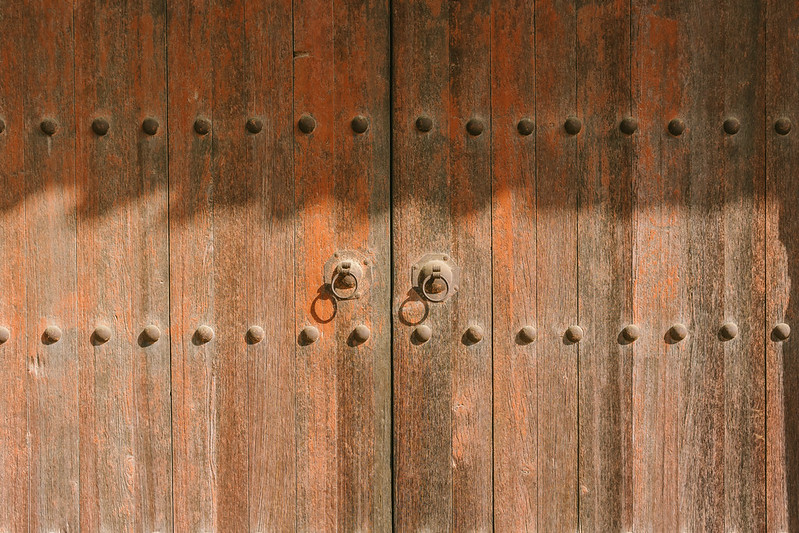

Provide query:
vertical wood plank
left=576, top=0, right=633, bottom=530
left=630, top=2, right=687, bottom=530
left=21, top=0, right=80, bottom=530
left=168, top=0, right=253, bottom=529
left=535, top=0, right=579, bottom=529
left=766, top=0, right=799, bottom=530
left=74, top=0, right=171, bottom=529
left=0, top=1, right=29, bottom=529
left=245, top=0, right=297, bottom=531
left=490, top=0, right=537, bottom=529
left=393, top=0, right=492, bottom=529
left=293, top=0, right=391, bottom=530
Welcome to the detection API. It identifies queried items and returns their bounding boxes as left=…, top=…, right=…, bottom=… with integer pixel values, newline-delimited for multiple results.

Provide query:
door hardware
left=324, top=251, right=371, bottom=301
left=411, top=253, right=459, bottom=303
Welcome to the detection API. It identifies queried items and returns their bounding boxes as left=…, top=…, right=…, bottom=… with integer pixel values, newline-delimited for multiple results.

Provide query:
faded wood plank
left=245, top=0, right=297, bottom=531
left=0, top=1, right=29, bottom=530
left=168, top=0, right=251, bottom=529
left=74, top=0, right=171, bottom=530
left=766, top=0, right=799, bottom=530
left=576, top=1, right=634, bottom=530
left=535, top=0, right=579, bottom=529
left=21, top=0, right=80, bottom=530
left=630, top=3, right=688, bottom=530
left=293, top=0, right=391, bottom=529
left=393, top=0, right=492, bottom=529
left=490, top=0, right=537, bottom=529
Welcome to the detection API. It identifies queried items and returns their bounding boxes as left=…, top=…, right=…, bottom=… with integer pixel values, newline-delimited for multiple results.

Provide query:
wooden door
left=0, top=1, right=798, bottom=531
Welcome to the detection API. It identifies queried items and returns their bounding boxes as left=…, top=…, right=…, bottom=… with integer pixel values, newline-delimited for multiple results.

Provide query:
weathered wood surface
left=293, top=0, right=391, bottom=530
left=766, top=0, right=799, bottom=531
left=576, top=1, right=634, bottom=530
left=75, top=0, right=172, bottom=530
left=393, top=0, right=493, bottom=529
left=490, top=0, right=537, bottom=529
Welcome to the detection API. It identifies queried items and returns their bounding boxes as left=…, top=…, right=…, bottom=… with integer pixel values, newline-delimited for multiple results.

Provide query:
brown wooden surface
left=766, top=0, right=799, bottom=531
left=490, top=0, right=537, bottom=529
left=535, top=0, right=580, bottom=530
left=293, top=0, right=391, bottom=530
left=576, top=1, right=634, bottom=530
left=75, top=0, right=172, bottom=530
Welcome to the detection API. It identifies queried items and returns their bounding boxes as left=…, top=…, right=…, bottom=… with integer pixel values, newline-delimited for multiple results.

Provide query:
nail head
left=564, top=116, right=582, bottom=135
left=465, top=325, right=484, bottom=344
left=0, top=326, right=9, bottom=344
left=298, top=114, right=316, bottom=134
left=668, top=118, right=685, bottom=136
left=518, top=325, right=537, bottom=344
left=92, top=117, right=110, bottom=136
left=142, top=117, right=159, bottom=135
left=620, top=117, right=638, bottom=135
left=246, top=117, right=263, bottom=134
left=719, top=322, right=738, bottom=341
left=466, top=118, right=484, bottom=136
left=301, top=325, right=320, bottom=344
left=195, top=325, right=214, bottom=344
left=352, top=324, right=371, bottom=344
left=43, top=325, right=62, bottom=344
left=414, top=324, right=432, bottom=344
left=93, top=325, right=112, bottom=344
left=775, top=117, right=792, bottom=135
left=517, top=118, right=534, bottom=136
left=247, top=325, right=265, bottom=344
left=416, top=115, right=433, bottom=132
left=565, top=325, right=584, bottom=343
left=351, top=115, right=369, bottom=134
left=668, top=323, right=688, bottom=342
left=40, top=119, right=58, bottom=136
left=621, top=324, right=641, bottom=343
left=773, top=322, right=791, bottom=341
left=723, top=117, right=740, bottom=135
left=194, top=117, right=211, bottom=135
left=0, top=118, right=6, bottom=134
left=142, top=324, right=161, bottom=344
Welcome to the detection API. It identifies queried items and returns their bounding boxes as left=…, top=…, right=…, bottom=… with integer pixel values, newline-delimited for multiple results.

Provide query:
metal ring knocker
left=330, top=261, right=360, bottom=300
left=421, top=264, right=450, bottom=303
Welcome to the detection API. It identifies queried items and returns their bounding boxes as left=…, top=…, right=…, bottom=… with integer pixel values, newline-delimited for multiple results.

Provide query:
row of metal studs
left=1, top=115, right=793, bottom=138
left=0, top=321, right=790, bottom=348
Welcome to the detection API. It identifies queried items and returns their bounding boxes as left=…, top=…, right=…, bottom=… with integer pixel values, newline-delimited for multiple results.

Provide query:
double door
left=0, top=0, right=797, bottom=531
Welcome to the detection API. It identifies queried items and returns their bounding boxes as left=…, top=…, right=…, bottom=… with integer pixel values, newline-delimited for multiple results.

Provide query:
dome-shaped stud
left=668, top=323, right=688, bottom=343
left=416, top=115, right=433, bottom=133
left=518, top=325, right=537, bottom=345
left=142, top=117, right=159, bottom=135
left=194, top=117, right=211, bottom=135
left=414, top=324, right=432, bottom=344
left=775, top=117, right=792, bottom=136
left=668, top=118, right=686, bottom=136
left=195, top=325, right=214, bottom=344
left=300, top=325, right=320, bottom=345
left=517, top=118, right=534, bottom=136
left=466, top=118, right=484, bottom=136
left=0, top=118, right=6, bottom=134
left=351, top=115, right=369, bottom=134
left=141, top=324, right=161, bottom=345
left=92, top=325, right=112, bottom=345
left=351, top=324, right=371, bottom=345
left=719, top=322, right=739, bottom=341
left=298, top=114, right=316, bottom=134
left=91, top=117, right=110, bottom=136
left=43, top=325, right=62, bottom=344
left=773, top=322, right=791, bottom=341
left=620, top=117, right=638, bottom=135
left=246, top=325, right=265, bottom=344
left=565, top=325, right=584, bottom=343
left=246, top=117, right=263, bottom=134
left=564, top=116, right=582, bottom=135
left=0, top=326, right=10, bottom=344
left=621, top=324, right=641, bottom=344
left=723, top=117, right=740, bottom=135
left=464, top=325, right=484, bottom=344
left=40, top=118, right=58, bottom=136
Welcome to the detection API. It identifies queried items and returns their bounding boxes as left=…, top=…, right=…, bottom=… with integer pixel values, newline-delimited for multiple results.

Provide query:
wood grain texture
left=74, top=0, right=172, bottom=530
left=576, top=1, right=634, bottom=530
left=245, top=0, right=297, bottom=531
left=535, top=0, right=579, bottom=530
left=393, top=0, right=492, bottom=529
left=293, top=0, right=391, bottom=530
left=168, top=0, right=253, bottom=529
left=0, top=1, right=29, bottom=530
left=490, top=0, right=537, bottom=529
left=21, top=1, right=80, bottom=531
left=766, top=0, right=799, bottom=530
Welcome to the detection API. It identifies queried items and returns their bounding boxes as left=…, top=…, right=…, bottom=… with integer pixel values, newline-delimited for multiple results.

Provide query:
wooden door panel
left=74, top=1, right=172, bottom=530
